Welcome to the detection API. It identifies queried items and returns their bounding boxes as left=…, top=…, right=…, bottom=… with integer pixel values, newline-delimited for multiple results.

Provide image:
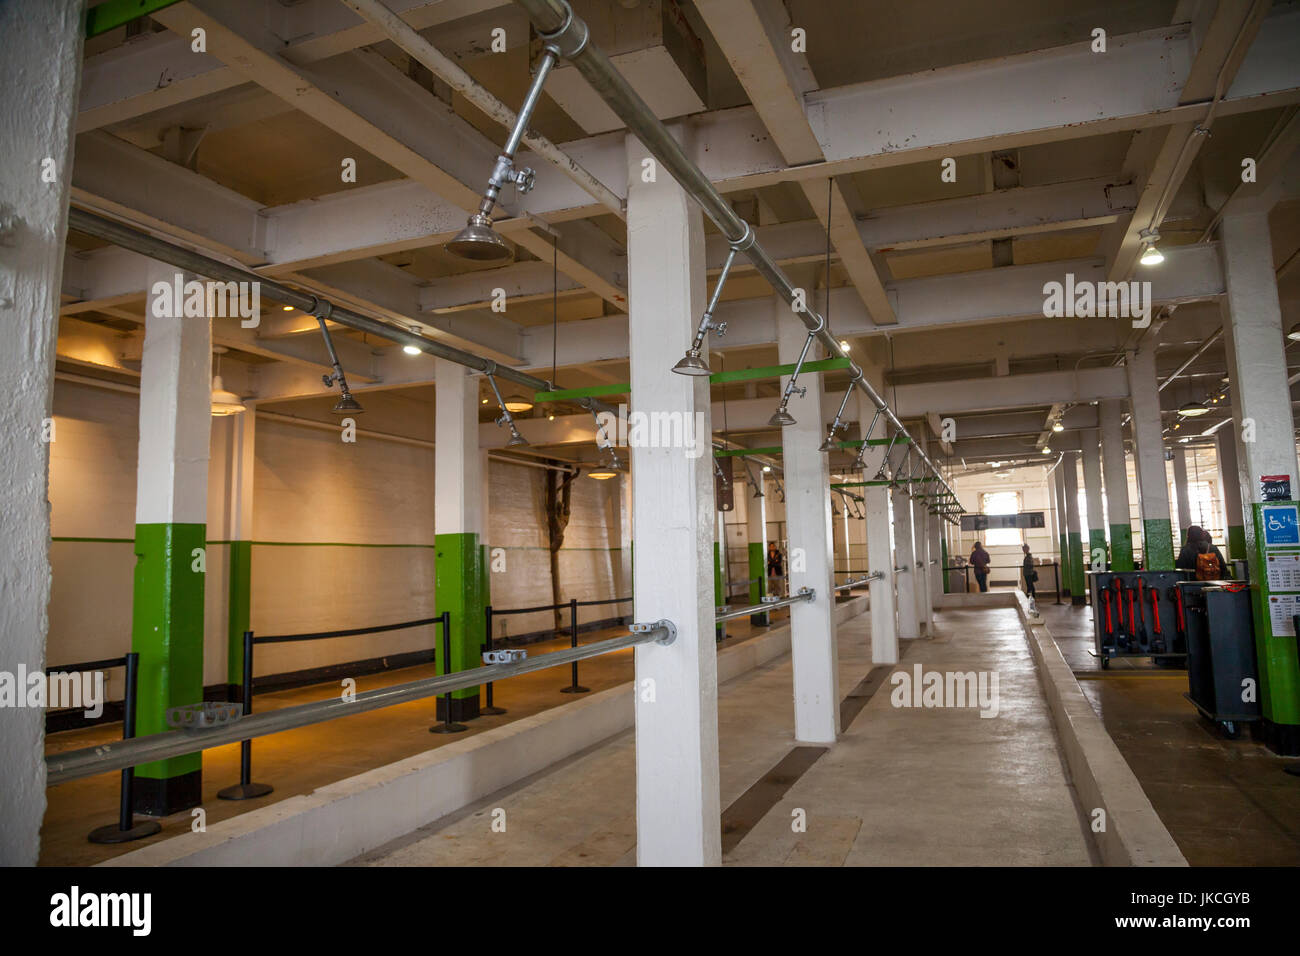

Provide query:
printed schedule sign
left=1265, top=553, right=1300, bottom=591
left=1267, top=593, right=1300, bottom=637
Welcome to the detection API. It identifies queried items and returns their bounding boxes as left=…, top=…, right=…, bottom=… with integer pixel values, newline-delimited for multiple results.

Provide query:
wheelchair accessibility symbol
left=1263, top=505, right=1300, bottom=546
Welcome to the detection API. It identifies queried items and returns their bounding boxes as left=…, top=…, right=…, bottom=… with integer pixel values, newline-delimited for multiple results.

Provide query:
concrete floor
left=38, top=605, right=794, bottom=866
left=353, top=607, right=1096, bottom=866
left=1038, top=601, right=1300, bottom=865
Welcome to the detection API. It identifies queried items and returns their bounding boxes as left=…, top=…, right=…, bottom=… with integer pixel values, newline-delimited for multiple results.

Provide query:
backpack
left=1195, top=551, right=1219, bottom=581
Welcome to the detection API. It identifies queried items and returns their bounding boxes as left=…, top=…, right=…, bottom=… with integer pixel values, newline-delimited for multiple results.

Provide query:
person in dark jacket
left=970, top=542, right=991, bottom=592
left=1176, top=526, right=1228, bottom=579
left=1021, top=544, right=1037, bottom=598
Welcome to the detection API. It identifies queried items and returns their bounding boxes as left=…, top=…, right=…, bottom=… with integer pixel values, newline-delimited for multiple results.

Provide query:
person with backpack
left=1021, top=544, right=1038, bottom=598
left=970, top=542, right=991, bottom=592
left=1176, top=526, right=1228, bottom=580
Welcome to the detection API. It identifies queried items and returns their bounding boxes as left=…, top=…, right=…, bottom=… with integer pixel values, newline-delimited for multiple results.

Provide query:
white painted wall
left=45, top=381, right=624, bottom=695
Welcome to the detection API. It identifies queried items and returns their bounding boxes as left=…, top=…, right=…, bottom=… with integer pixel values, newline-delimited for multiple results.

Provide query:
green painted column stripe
left=132, top=522, right=205, bottom=782
left=227, top=540, right=252, bottom=686
left=1227, top=524, right=1247, bottom=562
left=1249, top=504, right=1300, bottom=727
left=1142, top=518, right=1174, bottom=570
left=435, top=532, right=484, bottom=701
left=1058, top=532, right=1071, bottom=593
left=1067, top=531, right=1085, bottom=596
left=1108, top=523, right=1135, bottom=571
left=747, top=542, right=765, bottom=607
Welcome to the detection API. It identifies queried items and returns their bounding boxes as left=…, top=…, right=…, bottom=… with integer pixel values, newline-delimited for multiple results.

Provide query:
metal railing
left=946, top=562, right=1062, bottom=604
left=45, top=620, right=675, bottom=787
left=714, top=587, right=815, bottom=624
left=834, top=572, right=884, bottom=592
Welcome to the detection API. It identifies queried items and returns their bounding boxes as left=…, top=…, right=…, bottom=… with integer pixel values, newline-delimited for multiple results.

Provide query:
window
left=982, top=491, right=1022, bottom=546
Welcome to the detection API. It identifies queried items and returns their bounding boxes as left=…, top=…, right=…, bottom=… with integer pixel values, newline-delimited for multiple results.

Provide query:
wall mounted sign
left=1260, top=475, right=1292, bottom=501
left=960, top=512, right=1045, bottom=531
left=1261, top=503, right=1300, bottom=548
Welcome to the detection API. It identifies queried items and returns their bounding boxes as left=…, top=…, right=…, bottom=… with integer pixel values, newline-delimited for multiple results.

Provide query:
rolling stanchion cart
left=1089, top=569, right=1192, bottom=669
left=1178, top=580, right=1261, bottom=738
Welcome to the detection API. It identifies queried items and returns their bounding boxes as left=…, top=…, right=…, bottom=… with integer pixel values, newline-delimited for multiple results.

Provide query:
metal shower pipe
left=512, top=0, right=962, bottom=513
left=68, top=207, right=558, bottom=396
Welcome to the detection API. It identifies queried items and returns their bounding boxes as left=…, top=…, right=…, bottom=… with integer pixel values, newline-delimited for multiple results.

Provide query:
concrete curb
left=1010, top=591, right=1187, bottom=867
left=102, top=595, right=868, bottom=867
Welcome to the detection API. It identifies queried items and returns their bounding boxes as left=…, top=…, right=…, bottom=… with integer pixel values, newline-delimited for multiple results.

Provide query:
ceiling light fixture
left=503, top=394, right=534, bottom=413
left=1051, top=420, right=1064, bottom=433
left=1178, top=401, right=1210, bottom=417
left=1138, top=227, right=1164, bottom=266
left=448, top=43, right=559, bottom=260
left=210, top=346, right=245, bottom=417
left=403, top=325, right=423, bottom=356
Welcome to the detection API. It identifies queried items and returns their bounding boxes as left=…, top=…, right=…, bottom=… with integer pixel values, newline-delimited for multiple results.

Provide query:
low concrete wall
left=104, top=595, right=868, bottom=867
left=1009, top=591, right=1187, bottom=866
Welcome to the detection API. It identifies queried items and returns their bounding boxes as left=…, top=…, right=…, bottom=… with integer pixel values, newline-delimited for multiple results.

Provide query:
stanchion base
left=560, top=685, right=590, bottom=694
left=431, top=722, right=469, bottom=734
left=480, top=705, right=507, bottom=715
left=88, top=819, right=161, bottom=844
left=217, top=782, right=274, bottom=801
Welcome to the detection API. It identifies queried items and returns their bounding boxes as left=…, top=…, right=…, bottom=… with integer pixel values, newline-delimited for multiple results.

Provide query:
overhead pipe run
left=510, top=0, right=963, bottom=514
left=339, top=0, right=623, bottom=220
left=68, top=207, right=564, bottom=399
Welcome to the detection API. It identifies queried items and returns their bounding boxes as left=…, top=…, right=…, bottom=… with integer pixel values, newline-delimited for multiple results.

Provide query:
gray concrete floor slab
left=354, top=607, right=1096, bottom=867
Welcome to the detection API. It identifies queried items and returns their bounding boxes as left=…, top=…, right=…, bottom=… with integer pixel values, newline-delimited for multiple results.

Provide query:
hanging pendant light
left=1138, top=227, right=1164, bottom=266
left=1178, top=401, right=1210, bottom=417
left=210, top=347, right=246, bottom=417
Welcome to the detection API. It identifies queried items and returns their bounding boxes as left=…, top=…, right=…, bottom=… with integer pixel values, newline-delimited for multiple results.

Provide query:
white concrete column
left=911, top=494, right=933, bottom=633
left=1062, top=451, right=1085, bottom=601
left=625, top=131, right=720, bottom=866
left=892, top=474, right=920, bottom=639
left=1099, top=399, right=1135, bottom=570
left=776, top=303, right=839, bottom=744
left=0, top=0, right=84, bottom=865
left=859, top=397, right=897, bottom=663
left=1171, top=445, right=1193, bottom=537
left=1126, top=345, right=1175, bottom=569
left=1221, top=212, right=1300, bottom=508
left=1215, top=426, right=1246, bottom=561
left=1081, top=429, right=1107, bottom=569
left=435, top=359, right=483, bottom=537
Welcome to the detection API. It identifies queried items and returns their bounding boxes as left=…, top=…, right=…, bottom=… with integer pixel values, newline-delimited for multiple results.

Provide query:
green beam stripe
left=714, top=447, right=782, bottom=457
left=706, top=357, right=850, bottom=384
left=534, top=383, right=630, bottom=402
left=86, top=0, right=183, bottom=36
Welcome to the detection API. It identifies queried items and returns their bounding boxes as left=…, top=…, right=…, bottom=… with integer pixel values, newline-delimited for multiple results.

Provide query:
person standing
left=766, top=542, right=785, bottom=597
left=970, top=542, right=991, bottom=592
left=1021, top=543, right=1038, bottom=598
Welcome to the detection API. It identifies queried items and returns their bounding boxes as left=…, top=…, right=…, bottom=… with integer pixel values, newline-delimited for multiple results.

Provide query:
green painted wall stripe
left=1108, top=523, right=1135, bottom=571
left=435, top=532, right=484, bottom=701
left=132, top=522, right=205, bottom=783
left=226, top=540, right=252, bottom=686
left=1142, top=518, right=1174, bottom=570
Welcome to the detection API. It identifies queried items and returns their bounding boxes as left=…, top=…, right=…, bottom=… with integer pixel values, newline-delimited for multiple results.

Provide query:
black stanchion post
left=561, top=597, right=589, bottom=694
left=481, top=604, right=505, bottom=715
left=432, top=610, right=468, bottom=733
left=1054, top=562, right=1062, bottom=605
left=89, top=652, right=162, bottom=843
left=219, top=631, right=273, bottom=800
